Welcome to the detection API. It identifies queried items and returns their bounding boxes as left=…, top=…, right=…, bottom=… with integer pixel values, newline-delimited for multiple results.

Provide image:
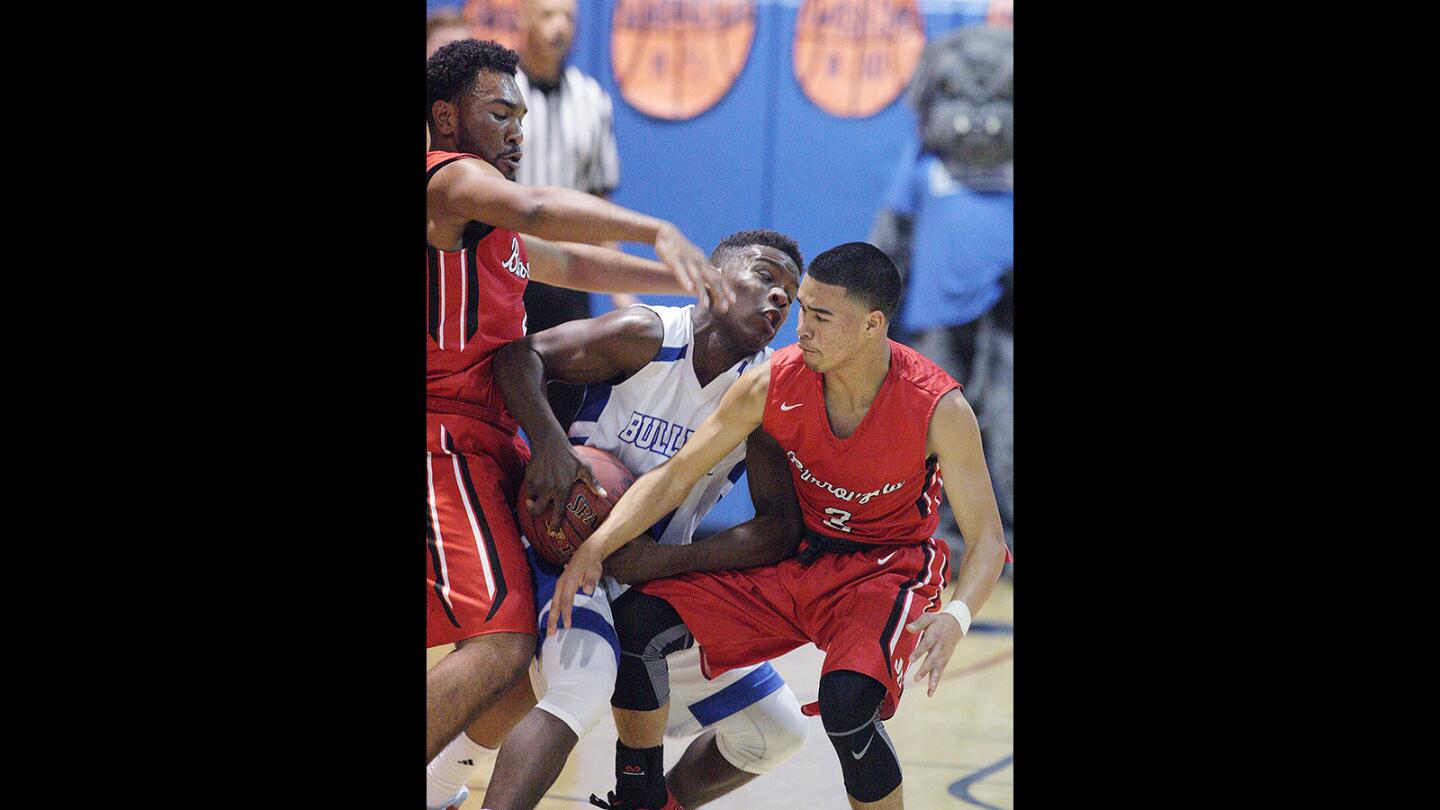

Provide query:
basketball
left=518, top=445, right=637, bottom=566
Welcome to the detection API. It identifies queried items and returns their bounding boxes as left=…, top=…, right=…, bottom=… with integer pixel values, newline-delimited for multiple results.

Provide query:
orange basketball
left=793, top=0, right=926, bottom=118
left=612, top=0, right=756, bottom=120
left=518, top=445, right=638, bottom=566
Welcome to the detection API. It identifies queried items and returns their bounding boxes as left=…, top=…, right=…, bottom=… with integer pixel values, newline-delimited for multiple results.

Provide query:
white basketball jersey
left=569, top=304, right=769, bottom=552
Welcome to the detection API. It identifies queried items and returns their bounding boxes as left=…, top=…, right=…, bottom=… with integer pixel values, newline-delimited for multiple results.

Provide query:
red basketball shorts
left=425, top=412, right=535, bottom=647
left=638, top=537, right=951, bottom=720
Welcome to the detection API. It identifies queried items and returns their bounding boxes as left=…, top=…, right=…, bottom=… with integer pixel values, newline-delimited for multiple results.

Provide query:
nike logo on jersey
left=851, top=731, right=875, bottom=759
left=877, top=551, right=897, bottom=565
left=779, top=402, right=803, bottom=411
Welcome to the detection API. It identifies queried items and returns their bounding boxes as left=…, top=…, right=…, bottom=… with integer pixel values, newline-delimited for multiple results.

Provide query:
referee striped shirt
left=514, top=65, right=621, bottom=195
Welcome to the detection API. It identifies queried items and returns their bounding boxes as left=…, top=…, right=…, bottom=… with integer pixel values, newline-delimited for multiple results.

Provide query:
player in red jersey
left=551, top=243, right=1011, bottom=810
left=425, top=38, right=730, bottom=777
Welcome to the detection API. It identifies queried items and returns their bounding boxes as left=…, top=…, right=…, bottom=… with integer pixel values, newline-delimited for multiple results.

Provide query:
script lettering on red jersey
left=501, top=235, right=529, bottom=279
left=786, top=449, right=905, bottom=505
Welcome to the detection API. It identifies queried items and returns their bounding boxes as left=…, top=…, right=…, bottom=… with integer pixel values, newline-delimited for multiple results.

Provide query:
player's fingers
left=547, top=590, right=562, bottom=635
left=686, top=266, right=709, bottom=309
left=663, top=256, right=694, bottom=294
left=584, top=560, right=603, bottom=595
left=527, top=488, right=551, bottom=516
left=928, top=668, right=942, bottom=697
left=563, top=582, right=580, bottom=629
left=555, top=583, right=573, bottom=631
left=577, top=464, right=607, bottom=499
left=907, top=612, right=937, bottom=634
left=702, top=266, right=729, bottom=314
left=721, top=277, right=737, bottom=313
left=912, top=648, right=935, bottom=682
left=919, top=644, right=955, bottom=685
left=548, top=496, right=567, bottom=535
left=909, top=632, right=935, bottom=663
left=668, top=253, right=696, bottom=293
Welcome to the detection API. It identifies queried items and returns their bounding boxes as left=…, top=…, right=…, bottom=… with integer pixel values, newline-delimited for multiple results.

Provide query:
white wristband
left=942, top=599, right=972, bottom=636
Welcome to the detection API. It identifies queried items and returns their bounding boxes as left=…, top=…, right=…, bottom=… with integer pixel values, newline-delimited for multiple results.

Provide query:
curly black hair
left=426, top=39, right=520, bottom=126
left=806, top=242, right=902, bottom=321
left=710, top=229, right=805, bottom=277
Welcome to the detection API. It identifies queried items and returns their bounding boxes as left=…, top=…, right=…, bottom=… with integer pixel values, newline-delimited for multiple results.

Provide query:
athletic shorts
left=639, top=537, right=950, bottom=720
left=425, top=412, right=536, bottom=646
left=529, top=549, right=788, bottom=735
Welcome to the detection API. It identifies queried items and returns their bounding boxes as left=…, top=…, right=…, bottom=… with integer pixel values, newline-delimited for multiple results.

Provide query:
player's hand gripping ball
left=518, top=446, right=636, bottom=566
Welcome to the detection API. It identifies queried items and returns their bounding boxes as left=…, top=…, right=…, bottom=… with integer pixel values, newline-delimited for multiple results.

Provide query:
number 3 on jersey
left=823, top=507, right=853, bottom=533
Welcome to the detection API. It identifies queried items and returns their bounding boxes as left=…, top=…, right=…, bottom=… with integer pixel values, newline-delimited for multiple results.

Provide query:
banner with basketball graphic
left=792, top=0, right=927, bottom=118
left=463, top=0, right=525, bottom=52
left=610, top=0, right=757, bottom=121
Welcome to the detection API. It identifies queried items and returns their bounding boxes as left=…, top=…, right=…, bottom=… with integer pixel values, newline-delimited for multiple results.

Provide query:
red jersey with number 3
left=761, top=341, right=960, bottom=544
left=426, top=150, right=531, bottom=431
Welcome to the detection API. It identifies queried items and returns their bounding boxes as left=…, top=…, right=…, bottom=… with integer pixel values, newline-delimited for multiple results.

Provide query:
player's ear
left=865, top=309, right=886, bottom=337
left=432, top=99, right=457, bottom=136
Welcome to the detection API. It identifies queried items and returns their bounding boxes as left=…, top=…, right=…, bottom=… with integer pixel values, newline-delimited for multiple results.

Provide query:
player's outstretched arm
left=524, top=237, right=689, bottom=297
left=495, top=306, right=664, bottom=533
left=429, top=158, right=726, bottom=309
left=907, top=389, right=1010, bottom=696
left=548, top=361, right=771, bottom=634
left=604, top=426, right=803, bottom=585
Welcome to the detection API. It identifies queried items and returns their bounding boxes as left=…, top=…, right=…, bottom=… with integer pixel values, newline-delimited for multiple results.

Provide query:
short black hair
left=806, top=242, right=902, bottom=321
left=710, top=229, right=805, bottom=278
left=426, top=39, right=520, bottom=126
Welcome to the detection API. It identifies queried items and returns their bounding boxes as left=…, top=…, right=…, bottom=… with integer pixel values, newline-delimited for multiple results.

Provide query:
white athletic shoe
left=431, top=785, right=468, bottom=810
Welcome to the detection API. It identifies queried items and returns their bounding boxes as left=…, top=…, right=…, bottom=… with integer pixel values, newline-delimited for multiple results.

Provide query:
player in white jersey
left=426, top=230, right=805, bottom=810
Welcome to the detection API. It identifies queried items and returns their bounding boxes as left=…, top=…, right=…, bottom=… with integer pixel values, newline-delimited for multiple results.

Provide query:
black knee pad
left=819, top=670, right=902, bottom=803
left=609, top=589, right=694, bottom=712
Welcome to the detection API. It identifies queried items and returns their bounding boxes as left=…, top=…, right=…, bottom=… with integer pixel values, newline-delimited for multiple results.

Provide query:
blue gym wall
left=429, top=0, right=998, bottom=535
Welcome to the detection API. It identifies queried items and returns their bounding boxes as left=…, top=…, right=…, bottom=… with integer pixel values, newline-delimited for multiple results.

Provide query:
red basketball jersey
left=426, top=150, right=531, bottom=432
left=761, top=341, right=960, bottom=544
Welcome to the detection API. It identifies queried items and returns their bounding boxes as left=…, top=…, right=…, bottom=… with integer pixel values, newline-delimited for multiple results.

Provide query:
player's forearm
left=588, top=466, right=696, bottom=559
left=509, top=185, right=666, bottom=246
left=948, top=530, right=1008, bottom=616
left=658, top=516, right=802, bottom=577
left=493, top=340, right=570, bottom=455
left=544, top=241, right=690, bottom=295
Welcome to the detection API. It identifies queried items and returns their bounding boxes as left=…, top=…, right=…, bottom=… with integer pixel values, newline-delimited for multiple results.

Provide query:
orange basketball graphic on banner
left=612, top=0, right=756, bottom=120
left=793, top=0, right=926, bottom=118
left=463, top=0, right=525, bottom=52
